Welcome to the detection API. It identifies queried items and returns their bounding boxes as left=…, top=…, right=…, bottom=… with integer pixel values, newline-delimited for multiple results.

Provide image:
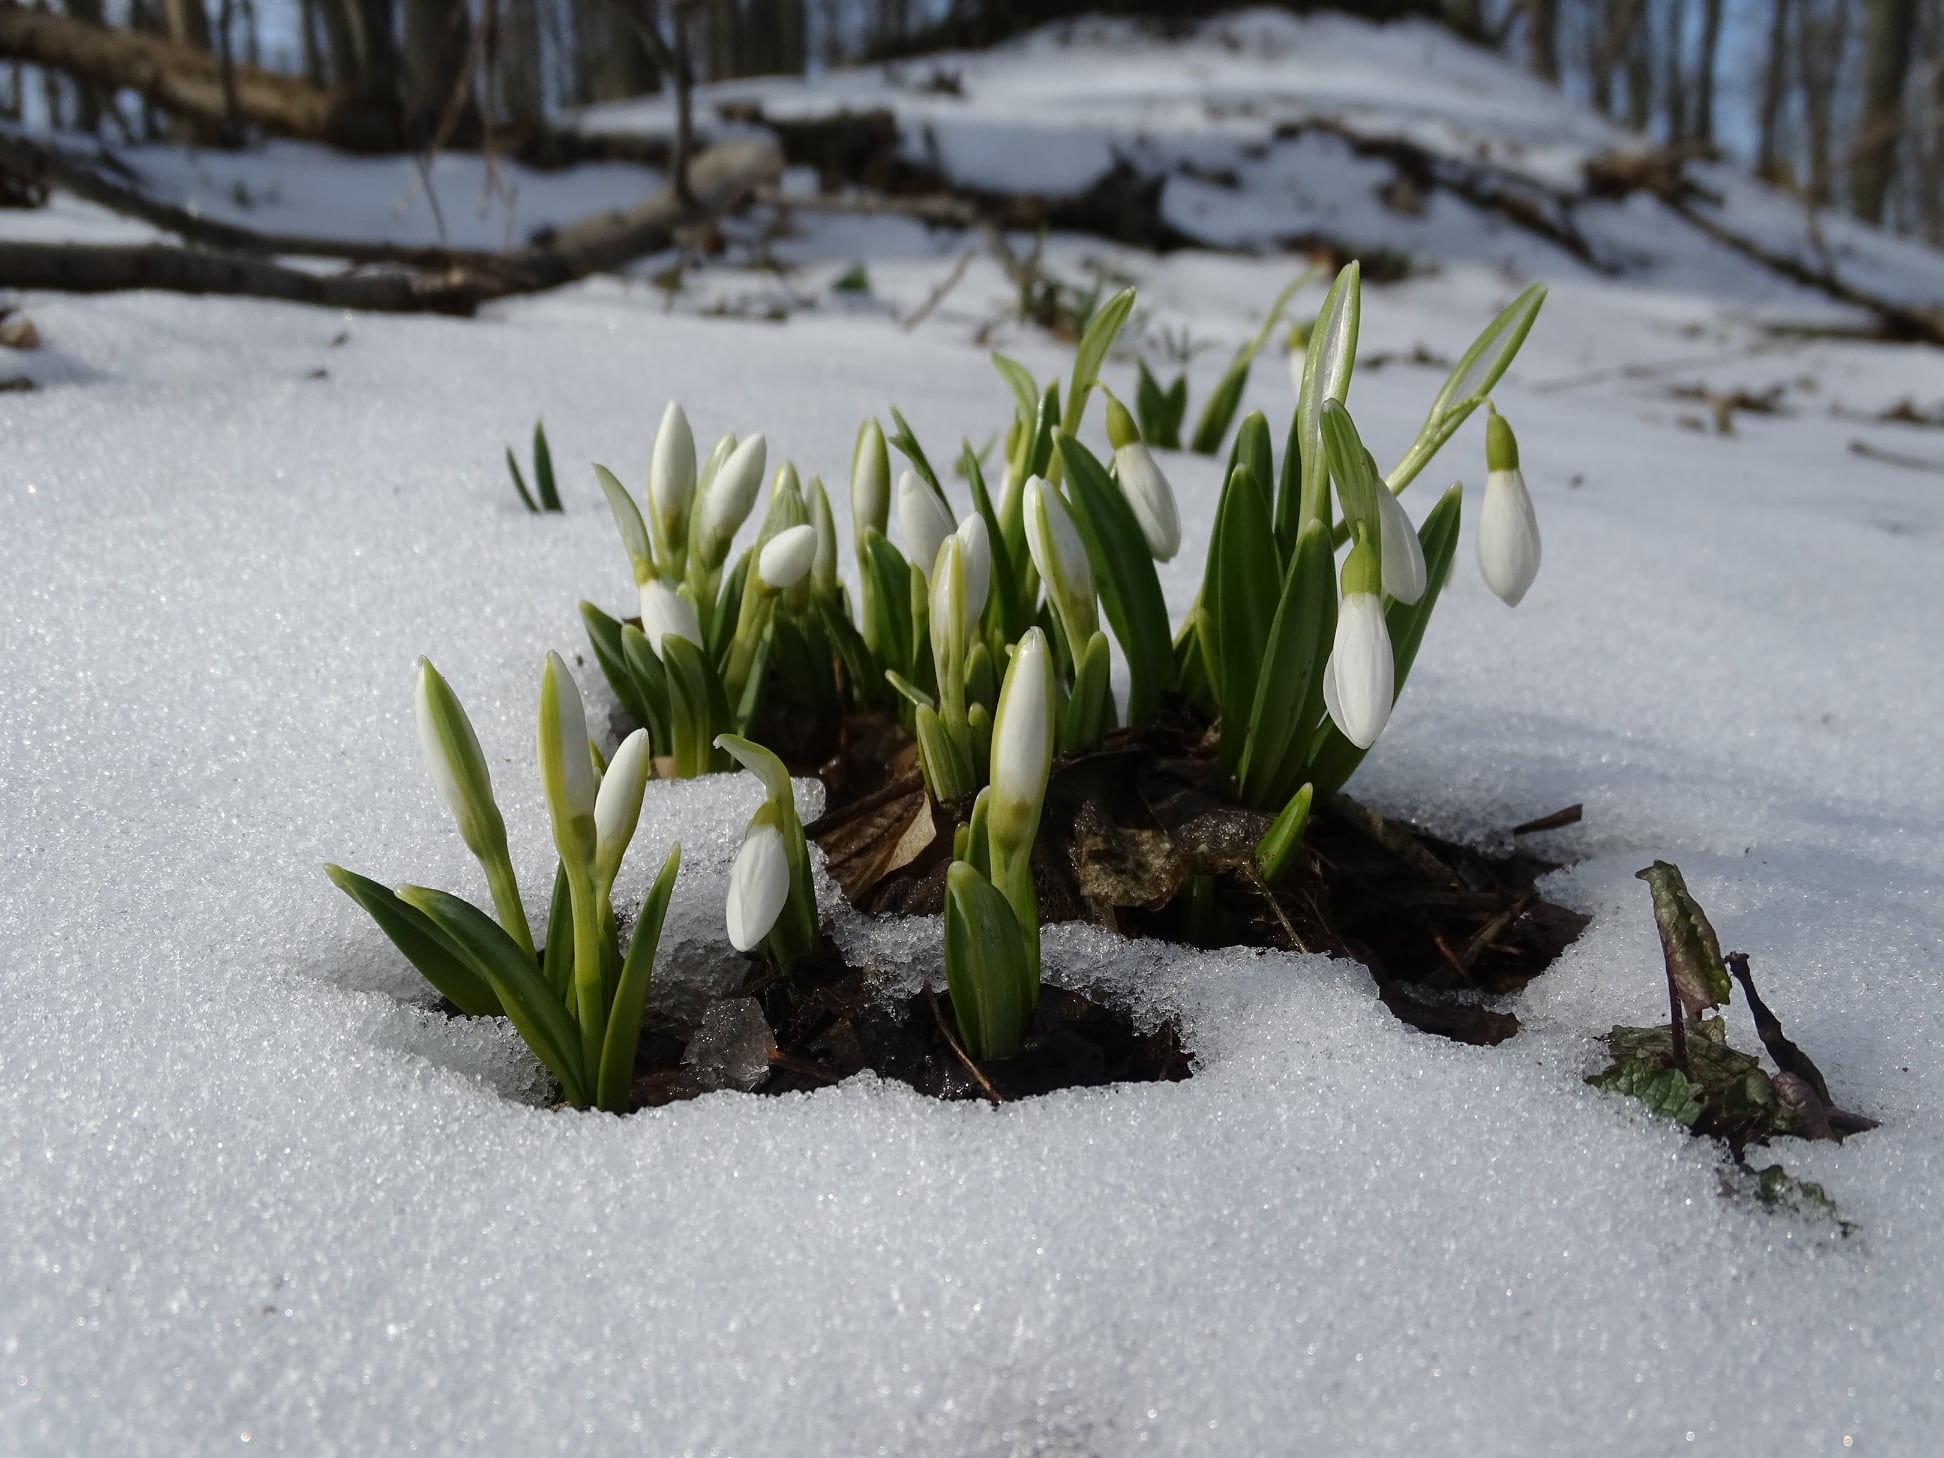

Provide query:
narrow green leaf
left=533, top=421, right=562, bottom=513
left=1635, top=861, right=1732, bottom=1018
left=1135, top=359, right=1176, bottom=450
left=596, top=843, right=681, bottom=1112
left=617, top=623, right=672, bottom=751
left=542, top=860, right=573, bottom=1002
left=506, top=448, right=539, bottom=514
left=1253, top=783, right=1314, bottom=884
left=1306, top=483, right=1461, bottom=796
left=1237, top=523, right=1335, bottom=807
left=861, top=530, right=915, bottom=677
left=1428, top=283, right=1547, bottom=426
left=1188, top=353, right=1251, bottom=456
left=1228, top=411, right=1274, bottom=515
left=662, top=634, right=729, bottom=777
left=1206, top=463, right=1280, bottom=772
left=991, top=353, right=1040, bottom=426
left=885, top=670, right=935, bottom=713
left=887, top=405, right=947, bottom=505
left=401, top=885, right=588, bottom=1106
left=1057, top=433, right=1174, bottom=723
left=579, top=601, right=652, bottom=730
left=944, top=861, right=1033, bottom=1061
left=1064, top=285, right=1136, bottom=436
left=325, top=865, right=500, bottom=1017
left=815, top=595, right=884, bottom=713
left=1060, top=630, right=1112, bottom=753
left=1296, top=261, right=1361, bottom=532
left=593, top=465, right=650, bottom=576
left=1273, top=406, right=1307, bottom=563
left=961, top=441, right=1026, bottom=640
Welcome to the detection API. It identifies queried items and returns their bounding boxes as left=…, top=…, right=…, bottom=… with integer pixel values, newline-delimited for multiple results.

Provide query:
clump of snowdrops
left=327, top=656, right=680, bottom=1112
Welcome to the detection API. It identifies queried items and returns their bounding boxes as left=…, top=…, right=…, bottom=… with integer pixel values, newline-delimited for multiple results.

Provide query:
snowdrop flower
left=413, top=657, right=504, bottom=860
left=693, top=432, right=767, bottom=568
left=725, top=816, right=790, bottom=952
left=1023, top=476, right=1097, bottom=648
left=989, top=627, right=1055, bottom=860
left=851, top=419, right=890, bottom=548
left=896, top=470, right=955, bottom=581
left=538, top=651, right=598, bottom=871
left=1106, top=396, right=1181, bottom=561
left=1373, top=477, right=1426, bottom=605
left=757, top=523, right=818, bottom=590
left=648, top=401, right=696, bottom=553
left=954, top=512, right=990, bottom=632
left=637, top=577, right=702, bottom=657
left=592, top=728, right=651, bottom=887
left=1324, top=534, right=1394, bottom=750
left=1478, top=408, right=1541, bottom=606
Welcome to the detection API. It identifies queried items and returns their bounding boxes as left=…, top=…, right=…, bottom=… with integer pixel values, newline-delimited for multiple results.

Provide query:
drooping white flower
left=725, top=818, right=790, bottom=952
left=851, top=419, right=890, bottom=547
left=538, top=650, right=598, bottom=870
left=1478, top=409, right=1541, bottom=607
left=989, top=627, right=1055, bottom=857
left=413, top=657, right=503, bottom=859
left=648, top=401, right=696, bottom=543
left=896, top=470, right=955, bottom=582
left=592, top=728, right=651, bottom=886
left=1113, top=441, right=1182, bottom=562
left=1325, top=590, right=1394, bottom=750
left=757, top=523, right=818, bottom=590
left=1023, top=475, right=1096, bottom=648
left=637, top=578, right=702, bottom=657
left=693, top=432, right=767, bottom=567
left=954, top=512, right=990, bottom=633
left=1374, top=483, right=1427, bottom=605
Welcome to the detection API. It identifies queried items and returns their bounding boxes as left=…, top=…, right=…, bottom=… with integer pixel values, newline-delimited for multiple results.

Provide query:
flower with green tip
left=538, top=650, right=598, bottom=874
left=1479, top=408, right=1541, bottom=606
left=414, top=657, right=504, bottom=860
left=897, top=470, right=955, bottom=582
left=1374, top=482, right=1426, bottom=605
left=851, top=419, right=890, bottom=549
left=649, top=401, right=696, bottom=560
left=1323, top=533, right=1393, bottom=750
left=953, top=513, right=990, bottom=633
left=989, top=626, right=1054, bottom=862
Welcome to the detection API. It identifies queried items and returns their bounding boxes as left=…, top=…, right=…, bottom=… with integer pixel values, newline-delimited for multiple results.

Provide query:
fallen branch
left=0, top=136, right=781, bottom=315
left=1848, top=438, right=1944, bottom=474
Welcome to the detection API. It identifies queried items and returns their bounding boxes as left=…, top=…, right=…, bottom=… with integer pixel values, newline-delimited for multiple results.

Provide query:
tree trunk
left=402, top=0, right=473, bottom=140
left=1755, top=0, right=1793, bottom=183
left=1850, top=0, right=1920, bottom=223
left=0, top=0, right=403, bottom=148
left=706, top=0, right=741, bottom=81
left=1592, top=0, right=1643, bottom=122
left=1662, top=0, right=1690, bottom=143
left=1522, top=0, right=1558, bottom=83
left=1694, top=0, right=1722, bottom=144
left=494, top=0, right=543, bottom=124
left=1797, top=0, right=1851, bottom=208
left=63, top=0, right=104, bottom=131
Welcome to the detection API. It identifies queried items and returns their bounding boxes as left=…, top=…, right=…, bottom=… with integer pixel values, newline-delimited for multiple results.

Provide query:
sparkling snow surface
left=6, top=15, right=1944, bottom=1458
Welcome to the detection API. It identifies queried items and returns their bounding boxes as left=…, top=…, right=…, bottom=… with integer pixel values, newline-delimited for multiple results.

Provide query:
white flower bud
left=649, top=401, right=696, bottom=536
left=989, top=627, right=1054, bottom=857
left=1023, top=476, right=1097, bottom=647
left=851, top=419, right=890, bottom=547
left=725, top=817, right=790, bottom=952
left=757, top=523, right=818, bottom=590
left=413, top=658, right=503, bottom=859
left=896, top=470, right=955, bottom=582
left=1113, top=441, right=1181, bottom=562
left=538, top=651, right=597, bottom=871
left=1478, top=468, right=1541, bottom=606
left=954, top=512, right=990, bottom=633
left=694, top=432, right=767, bottom=566
left=1374, top=485, right=1427, bottom=605
left=637, top=578, right=702, bottom=657
left=592, top=728, right=651, bottom=886
left=1324, top=592, right=1394, bottom=750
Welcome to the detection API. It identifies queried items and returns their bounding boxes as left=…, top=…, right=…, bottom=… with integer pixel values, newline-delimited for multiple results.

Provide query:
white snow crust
left=5, top=10, right=1944, bottom=1456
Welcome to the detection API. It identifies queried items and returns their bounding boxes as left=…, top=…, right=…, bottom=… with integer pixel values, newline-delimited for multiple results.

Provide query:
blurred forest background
left=2, top=0, right=1941, bottom=245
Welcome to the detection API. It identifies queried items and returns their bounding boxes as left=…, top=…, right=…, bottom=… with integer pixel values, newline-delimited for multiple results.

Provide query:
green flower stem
left=482, top=854, right=536, bottom=961
left=567, top=864, right=607, bottom=1081
left=721, top=581, right=776, bottom=711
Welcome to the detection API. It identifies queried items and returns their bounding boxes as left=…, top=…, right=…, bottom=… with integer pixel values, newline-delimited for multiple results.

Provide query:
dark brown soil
left=625, top=940, right=1192, bottom=1111
left=807, top=708, right=1590, bottom=1047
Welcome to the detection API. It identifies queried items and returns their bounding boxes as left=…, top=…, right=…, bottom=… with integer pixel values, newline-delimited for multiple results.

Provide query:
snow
left=6, top=9, right=1944, bottom=1456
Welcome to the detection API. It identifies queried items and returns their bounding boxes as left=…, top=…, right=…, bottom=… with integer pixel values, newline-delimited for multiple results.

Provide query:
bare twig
left=1849, top=438, right=1944, bottom=473
left=899, top=247, right=973, bottom=330
left=925, top=984, right=1006, bottom=1105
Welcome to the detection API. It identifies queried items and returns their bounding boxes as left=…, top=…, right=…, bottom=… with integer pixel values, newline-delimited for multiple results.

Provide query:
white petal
left=541, top=650, right=597, bottom=822
left=990, top=628, right=1054, bottom=821
left=896, top=471, right=955, bottom=581
left=1375, top=487, right=1427, bottom=605
left=1326, top=593, right=1393, bottom=749
left=649, top=401, right=697, bottom=522
left=638, top=579, right=701, bottom=657
left=1478, top=468, right=1541, bottom=606
left=697, top=432, right=767, bottom=556
left=1114, top=443, right=1181, bottom=561
left=414, top=661, right=484, bottom=844
left=593, top=728, right=651, bottom=876
left=954, top=513, right=990, bottom=631
left=1024, top=476, right=1092, bottom=597
left=758, top=523, right=818, bottom=589
left=725, top=820, right=790, bottom=952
